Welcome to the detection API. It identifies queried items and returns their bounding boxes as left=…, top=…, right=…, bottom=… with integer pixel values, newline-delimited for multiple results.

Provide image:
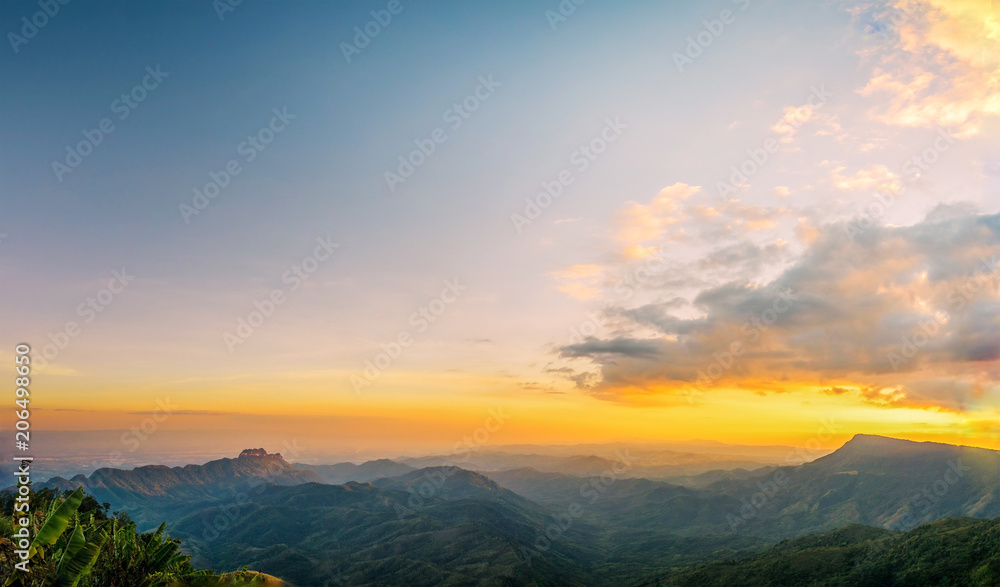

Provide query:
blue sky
left=1, top=0, right=998, bottom=451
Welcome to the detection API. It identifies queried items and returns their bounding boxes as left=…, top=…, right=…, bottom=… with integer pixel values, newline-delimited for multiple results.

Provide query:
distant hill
left=172, top=470, right=601, bottom=586
left=714, top=434, right=1000, bottom=538
left=292, top=458, right=414, bottom=484
left=400, top=451, right=625, bottom=477
left=163, top=464, right=762, bottom=585
left=37, top=448, right=320, bottom=528
left=23, top=434, right=996, bottom=585
left=400, top=449, right=777, bottom=478
left=478, top=435, right=1000, bottom=543
left=172, top=445, right=1000, bottom=586
left=484, top=467, right=676, bottom=509
left=659, top=516, right=1000, bottom=586
left=664, top=466, right=779, bottom=489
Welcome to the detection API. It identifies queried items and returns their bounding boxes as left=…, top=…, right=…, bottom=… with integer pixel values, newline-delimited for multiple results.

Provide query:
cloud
left=830, top=164, right=902, bottom=192
left=518, top=381, right=557, bottom=392
left=550, top=263, right=606, bottom=300
left=611, top=183, right=791, bottom=255
left=771, top=104, right=817, bottom=143
left=551, top=264, right=604, bottom=280
left=547, top=185, right=797, bottom=304
left=555, top=283, right=602, bottom=300
left=560, top=336, right=664, bottom=360
left=824, top=384, right=908, bottom=404
left=616, top=183, right=699, bottom=254
left=556, top=211, right=1000, bottom=411
left=697, top=240, right=789, bottom=274
left=127, top=409, right=234, bottom=416
left=856, top=0, right=1000, bottom=136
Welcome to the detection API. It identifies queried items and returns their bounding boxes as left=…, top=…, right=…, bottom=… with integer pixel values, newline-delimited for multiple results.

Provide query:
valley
left=13, top=434, right=998, bottom=585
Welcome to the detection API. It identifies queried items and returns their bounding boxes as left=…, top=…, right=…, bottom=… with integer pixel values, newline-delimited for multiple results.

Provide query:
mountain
left=484, top=467, right=678, bottom=509
left=171, top=471, right=602, bottom=586
left=0, top=466, right=14, bottom=492
left=484, top=435, right=1000, bottom=543
left=400, top=452, right=627, bottom=477
left=658, top=516, right=1000, bottom=586
left=162, top=464, right=763, bottom=585
left=400, top=449, right=778, bottom=479
left=24, top=434, right=996, bottom=585
left=370, top=466, right=541, bottom=511
left=292, top=458, right=415, bottom=484
left=663, top=466, right=779, bottom=489
left=713, top=434, right=1000, bottom=538
left=481, top=467, right=586, bottom=503
left=38, top=448, right=320, bottom=528
left=492, top=440, right=809, bottom=460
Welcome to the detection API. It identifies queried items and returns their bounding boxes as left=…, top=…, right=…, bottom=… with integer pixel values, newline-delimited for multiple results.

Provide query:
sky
left=1, top=0, right=998, bottom=461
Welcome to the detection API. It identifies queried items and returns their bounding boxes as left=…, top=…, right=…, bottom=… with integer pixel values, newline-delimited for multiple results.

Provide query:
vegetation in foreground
left=655, top=517, right=1000, bottom=587
left=0, top=487, right=282, bottom=587
left=8, top=436, right=999, bottom=586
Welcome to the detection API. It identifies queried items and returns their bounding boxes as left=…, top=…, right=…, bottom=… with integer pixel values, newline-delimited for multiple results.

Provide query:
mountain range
left=26, top=434, right=1000, bottom=586
left=656, top=517, right=1000, bottom=586
left=38, top=448, right=319, bottom=528
left=292, top=458, right=415, bottom=484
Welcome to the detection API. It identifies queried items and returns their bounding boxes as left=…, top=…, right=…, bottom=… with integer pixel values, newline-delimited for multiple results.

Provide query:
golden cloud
left=860, top=0, right=1000, bottom=136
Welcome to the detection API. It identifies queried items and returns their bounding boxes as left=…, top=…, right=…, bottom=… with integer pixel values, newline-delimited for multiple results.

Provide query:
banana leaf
left=29, top=487, right=85, bottom=558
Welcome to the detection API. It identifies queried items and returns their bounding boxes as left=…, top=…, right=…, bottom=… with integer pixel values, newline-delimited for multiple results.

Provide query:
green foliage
left=83, top=519, right=201, bottom=586
left=660, top=517, right=1000, bottom=586
left=0, top=516, right=15, bottom=541
left=30, top=487, right=86, bottom=559
left=0, top=488, right=280, bottom=587
left=2, top=488, right=109, bottom=587
left=55, top=518, right=109, bottom=587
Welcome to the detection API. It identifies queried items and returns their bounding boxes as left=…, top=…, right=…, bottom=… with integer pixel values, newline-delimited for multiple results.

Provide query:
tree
left=0, top=488, right=275, bottom=586
left=3, top=487, right=108, bottom=587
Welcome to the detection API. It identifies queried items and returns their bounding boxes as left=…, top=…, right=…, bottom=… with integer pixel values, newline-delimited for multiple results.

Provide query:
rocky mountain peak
left=239, top=448, right=282, bottom=459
